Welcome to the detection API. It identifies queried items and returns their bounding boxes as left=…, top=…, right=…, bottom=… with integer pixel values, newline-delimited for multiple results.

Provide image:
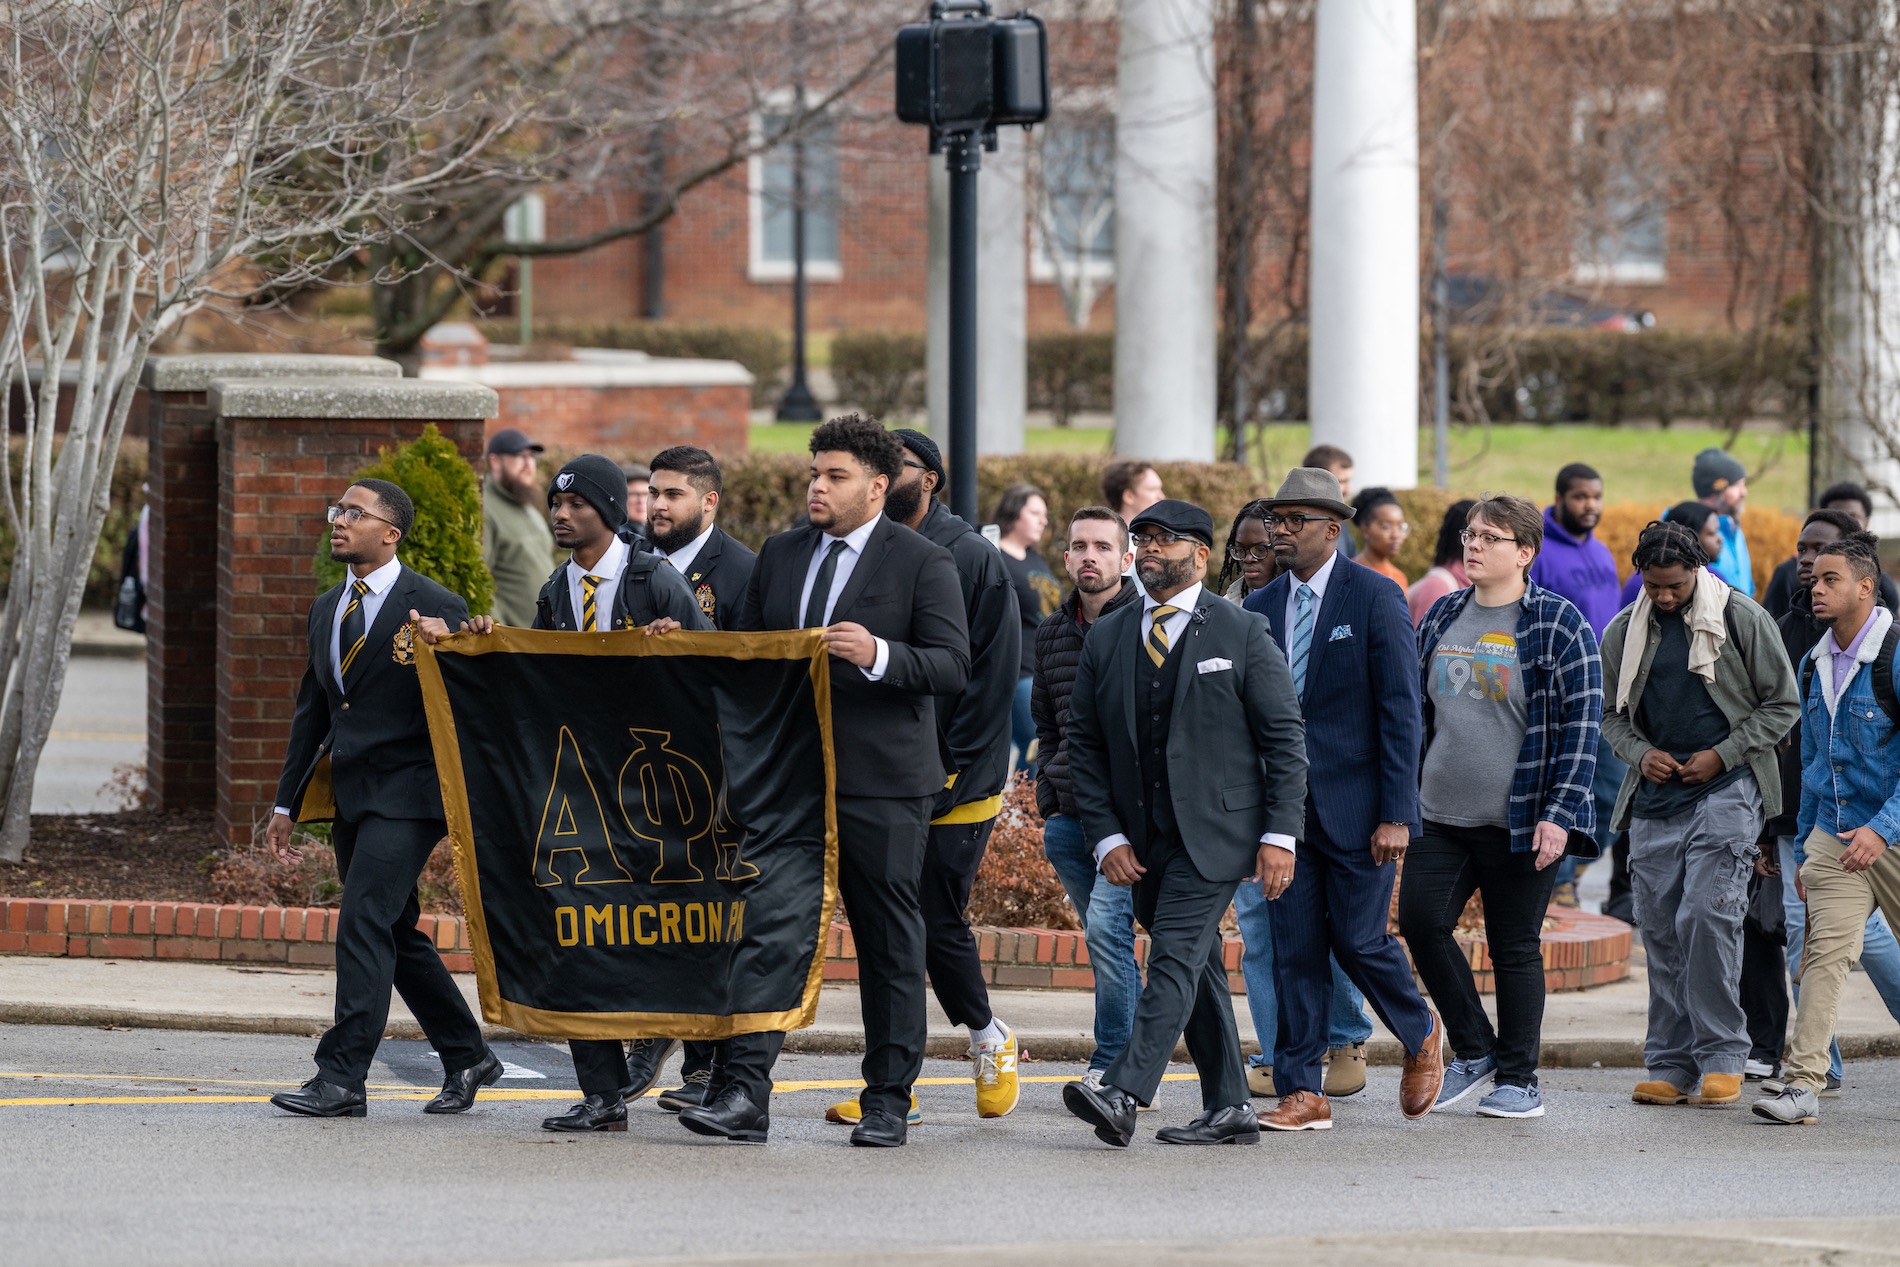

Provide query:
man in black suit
left=265, top=479, right=501, bottom=1119
left=1064, top=500, right=1308, bottom=1147
left=636, top=445, right=758, bottom=1111
left=676, top=414, right=970, bottom=1147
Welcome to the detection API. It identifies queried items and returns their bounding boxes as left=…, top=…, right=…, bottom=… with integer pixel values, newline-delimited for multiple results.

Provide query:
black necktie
left=804, top=539, right=848, bottom=629
left=338, top=579, right=370, bottom=686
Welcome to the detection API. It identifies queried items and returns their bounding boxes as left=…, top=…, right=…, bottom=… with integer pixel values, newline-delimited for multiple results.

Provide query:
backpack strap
left=1875, top=622, right=1900, bottom=741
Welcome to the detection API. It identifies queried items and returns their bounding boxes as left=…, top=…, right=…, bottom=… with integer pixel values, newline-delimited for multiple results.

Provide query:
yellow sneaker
left=972, top=1023, right=1021, bottom=1119
left=824, top=1094, right=921, bottom=1125
left=1632, top=1079, right=1687, bottom=1105
left=1690, top=1073, right=1742, bottom=1106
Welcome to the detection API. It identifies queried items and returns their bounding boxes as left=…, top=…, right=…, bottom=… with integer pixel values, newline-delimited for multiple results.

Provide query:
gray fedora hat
left=1260, top=467, right=1353, bottom=519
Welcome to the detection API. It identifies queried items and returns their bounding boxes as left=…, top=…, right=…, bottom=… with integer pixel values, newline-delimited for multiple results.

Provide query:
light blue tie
left=1288, top=583, right=1316, bottom=694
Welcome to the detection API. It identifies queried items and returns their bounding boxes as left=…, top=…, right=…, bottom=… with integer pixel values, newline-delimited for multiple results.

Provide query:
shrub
left=474, top=319, right=789, bottom=407
left=966, top=774, right=1077, bottom=930
left=830, top=331, right=926, bottom=422
left=313, top=423, right=494, bottom=614
left=1027, top=332, right=1115, bottom=427
left=1597, top=500, right=1799, bottom=593
left=207, top=832, right=462, bottom=914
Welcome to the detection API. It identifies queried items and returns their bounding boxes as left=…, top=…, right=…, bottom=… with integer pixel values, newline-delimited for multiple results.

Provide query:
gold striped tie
left=580, top=574, right=602, bottom=631
left=337, top=579, right=371, bottom=682
left=1146, top=604, right=1180, bottom=667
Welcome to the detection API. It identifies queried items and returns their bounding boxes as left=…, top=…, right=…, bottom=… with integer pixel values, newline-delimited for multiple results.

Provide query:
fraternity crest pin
left=696, top=583, right=716, bottom=620
left=391, top=623, right=417, bottom=665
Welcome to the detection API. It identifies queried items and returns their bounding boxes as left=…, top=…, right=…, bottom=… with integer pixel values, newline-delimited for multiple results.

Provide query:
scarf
left=1615, top=566, right=1731, bottom=714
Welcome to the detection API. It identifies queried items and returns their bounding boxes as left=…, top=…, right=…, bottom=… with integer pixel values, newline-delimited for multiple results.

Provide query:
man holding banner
left=680, top=414, right=970, bottom=1148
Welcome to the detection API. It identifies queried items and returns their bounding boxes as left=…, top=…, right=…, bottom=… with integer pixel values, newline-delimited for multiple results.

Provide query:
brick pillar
left=142, top=354, right=397, bottom=813
left=206, top=377, right=496, bottom=845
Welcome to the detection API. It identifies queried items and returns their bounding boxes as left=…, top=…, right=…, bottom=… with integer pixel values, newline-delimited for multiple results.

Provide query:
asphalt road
left=34, top=656, right=144, bottom=814
left=4, top=1022, right=1900, bottom=1266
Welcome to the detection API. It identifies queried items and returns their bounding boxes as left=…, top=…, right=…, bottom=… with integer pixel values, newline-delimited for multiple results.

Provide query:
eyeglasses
left=1228, top=543, right=1273, bottom=562
left=1264, top=513, right=1335, bottom=535
left=900, top=459, right=929, bottom=473
left=1132, top=529, right=1191, bottom=550
left=327, top=503, right=395, bottom=528
left=1459, top=529, right=1518, bottom=549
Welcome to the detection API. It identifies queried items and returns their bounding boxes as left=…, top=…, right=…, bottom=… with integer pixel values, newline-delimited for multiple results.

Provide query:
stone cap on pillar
left=208, top=377, right=499, bottom=421
left=142, top=353, right=400, bottom=393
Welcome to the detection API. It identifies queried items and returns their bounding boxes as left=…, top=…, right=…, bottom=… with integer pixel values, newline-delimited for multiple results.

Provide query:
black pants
left=922, top=817, right=997, bottom=1030
left=1740, top=913, right=1789, bottom=1068
left=1604, top=831, right=1635, bottom=926
left=1102, top=831, right=1247, bottom=1110
left=712, top=793, right=933, bottom=1117
left=314, top=815, right=486, bottom=1090
left=1397, top=821, right=1558, bottom=1088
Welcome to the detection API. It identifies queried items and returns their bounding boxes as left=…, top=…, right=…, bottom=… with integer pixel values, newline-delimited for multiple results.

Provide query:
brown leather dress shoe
left=1399, top=1011, right=1446, bottom=1119
left=1257, top=1090, right=1331, bottom=1131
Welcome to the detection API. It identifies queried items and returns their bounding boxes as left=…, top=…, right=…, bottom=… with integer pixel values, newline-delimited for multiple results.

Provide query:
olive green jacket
left=482, top=475, right=558, bottom=627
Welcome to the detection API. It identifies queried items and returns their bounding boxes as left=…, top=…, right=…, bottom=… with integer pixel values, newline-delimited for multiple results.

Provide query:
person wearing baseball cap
left=482, top=428, right=556, bottom=627
left=1692, top=447, right=1754, bottom=598
left=1060, top=496, right=1308, bottom=1148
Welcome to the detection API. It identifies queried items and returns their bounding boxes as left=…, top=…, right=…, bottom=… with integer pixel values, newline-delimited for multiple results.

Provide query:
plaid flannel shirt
left=1415, top=580, right=1604, bottom=855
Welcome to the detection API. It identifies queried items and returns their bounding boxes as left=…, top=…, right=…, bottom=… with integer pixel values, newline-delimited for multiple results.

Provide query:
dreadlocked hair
left=1217, top=498, right=1273, bottom=595
left=1817, top=529, right=1882, bottom=583
left=1631, top=519, right=1710, bottom=574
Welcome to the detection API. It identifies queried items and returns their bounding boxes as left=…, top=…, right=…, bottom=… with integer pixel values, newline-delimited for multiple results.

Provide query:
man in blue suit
left=1242, top=468, right=1444, bottom=1130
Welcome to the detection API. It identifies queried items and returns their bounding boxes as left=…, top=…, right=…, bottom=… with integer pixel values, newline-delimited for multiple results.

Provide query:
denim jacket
left=1796, top=605, right=1900, bottom=855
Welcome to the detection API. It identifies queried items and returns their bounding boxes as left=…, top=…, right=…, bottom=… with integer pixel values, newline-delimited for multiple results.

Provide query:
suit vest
left=1134, top=625, right=1187, bottom=840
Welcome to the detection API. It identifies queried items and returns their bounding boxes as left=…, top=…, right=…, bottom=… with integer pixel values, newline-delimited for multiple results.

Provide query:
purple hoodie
left=1528, top=505, right=1620, bottom=636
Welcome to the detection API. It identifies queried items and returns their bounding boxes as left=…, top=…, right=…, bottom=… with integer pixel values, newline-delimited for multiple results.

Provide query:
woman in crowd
left=1408, top=499, right=1477, bottom=625
left=1216, top=499, right=1275, bottom=603
left=1617, top=501, right=1731, bottom=606
left=1352, top=488, right=1411, bottom=588
left=1402, top=494, right=1602, bottom=1120
left=993, top=483, right=1062, bottom=780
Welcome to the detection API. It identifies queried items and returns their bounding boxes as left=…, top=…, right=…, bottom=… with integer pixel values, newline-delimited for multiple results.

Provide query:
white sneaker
left=1743, top=1058, right=1777, bottom=1080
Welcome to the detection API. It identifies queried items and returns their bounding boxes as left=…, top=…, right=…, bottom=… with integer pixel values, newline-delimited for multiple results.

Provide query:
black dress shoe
left=1155, top=1103, right=1261, bottom=1146
left=424, top=1050, right=503, bottom=1114
left=270, top=1078, right=367, bottom=1118
left=1062, top=1078, right=1138, bottom=1147
left=541, top=1094, right=628, bottom=1133
left=848, top=1108, right=908, bottom=1148
left=619, top=1037, right=682, bottom=1102
left=677, top=1087, right=769, bottom=1144
left=656, top=1067, right=711, bottom=1113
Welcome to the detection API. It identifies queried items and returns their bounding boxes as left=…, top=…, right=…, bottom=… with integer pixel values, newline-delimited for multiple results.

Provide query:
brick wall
left=483, top=382, right=750, bottom=458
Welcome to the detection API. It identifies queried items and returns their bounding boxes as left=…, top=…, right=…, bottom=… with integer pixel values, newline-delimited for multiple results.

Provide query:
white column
left=1112, top=0, right=1217, bottom=462
left=1307, top=0, right=1419, bottom=490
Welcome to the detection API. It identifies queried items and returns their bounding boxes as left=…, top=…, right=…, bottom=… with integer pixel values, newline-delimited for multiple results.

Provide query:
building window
left=1031, top=113, right=1116, bottom=327
left=1573, top=90, right=1666, bottom=285
left=749, top=104, right=840, bottom=282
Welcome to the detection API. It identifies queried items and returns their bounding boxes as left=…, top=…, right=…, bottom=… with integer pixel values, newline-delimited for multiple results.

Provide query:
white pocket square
left=1196, top=657, right=1233, bottom=674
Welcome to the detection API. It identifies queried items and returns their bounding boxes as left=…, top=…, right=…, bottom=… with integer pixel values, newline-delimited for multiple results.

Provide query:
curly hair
left=809, top=414, right=903, bottom=482
left=1631, top=519, right=1710, bottom=574
left=1817, top=529, right=1882, bottom=583
left=1351, top=487, right=1400, bottom=529
left=1216, top=498, right=1272, bottom=594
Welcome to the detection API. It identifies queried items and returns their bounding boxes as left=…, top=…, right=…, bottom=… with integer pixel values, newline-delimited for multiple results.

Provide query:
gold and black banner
left=416, top=628, right=837, bottom=1040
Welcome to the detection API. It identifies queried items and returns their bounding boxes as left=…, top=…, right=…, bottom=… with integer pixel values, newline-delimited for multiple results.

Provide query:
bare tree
left=0, top=0, right=524, bottom=862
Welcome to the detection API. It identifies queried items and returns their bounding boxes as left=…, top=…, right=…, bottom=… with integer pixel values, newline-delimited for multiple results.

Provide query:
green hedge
left=473, top=320, right=789, bottom=408
left=830, top=332, right=926, bottom=422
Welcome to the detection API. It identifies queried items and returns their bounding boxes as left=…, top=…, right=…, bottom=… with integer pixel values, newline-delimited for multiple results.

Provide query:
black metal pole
left=777, top=8, right=821, bottom=423
left=945, top=129, right=981, bottom=524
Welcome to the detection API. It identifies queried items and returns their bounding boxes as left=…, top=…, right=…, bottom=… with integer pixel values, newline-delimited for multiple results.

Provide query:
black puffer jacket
left=1031, top=579, right=1142, bottom=819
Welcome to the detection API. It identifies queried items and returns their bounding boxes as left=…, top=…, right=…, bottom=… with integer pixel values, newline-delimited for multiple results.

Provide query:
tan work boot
left=1323, top=1043, right=1368, bottom=1097
left=1632, top=1079, right=1687, bottom=1105
left=1690, top=1072, right=1743, bottom=1106
left=1246, top=1064, right=1274, bottom=1097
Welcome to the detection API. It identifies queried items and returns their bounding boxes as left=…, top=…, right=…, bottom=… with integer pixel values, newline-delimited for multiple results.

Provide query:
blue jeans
left=1011, top=675, right=1037, bottom=781
left=1232, top=877, right=1373, bottom=1065
left=1042, top=813, right=1138, bottom=1072
left=1780, top=836, right=1900, bottom=1079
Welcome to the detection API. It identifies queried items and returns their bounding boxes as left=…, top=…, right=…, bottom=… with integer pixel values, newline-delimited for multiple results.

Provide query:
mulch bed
left=0, top=811, right=223, bottom=902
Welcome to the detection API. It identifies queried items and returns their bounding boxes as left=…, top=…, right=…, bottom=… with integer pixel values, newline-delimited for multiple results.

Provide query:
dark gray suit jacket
left=1068, top=585, right=1308, bottom=883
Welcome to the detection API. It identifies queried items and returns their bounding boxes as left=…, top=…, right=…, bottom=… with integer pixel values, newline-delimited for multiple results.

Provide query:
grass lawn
left=748, top=418, right=1811, bottom=513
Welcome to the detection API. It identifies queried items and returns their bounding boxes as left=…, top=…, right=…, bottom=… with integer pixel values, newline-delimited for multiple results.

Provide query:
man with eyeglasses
left=1062, top=500, right=1307, bottom=1147
left=1242, top=467, right=1443, bottom=1132
left=264, top=479, right=503, bottom=1119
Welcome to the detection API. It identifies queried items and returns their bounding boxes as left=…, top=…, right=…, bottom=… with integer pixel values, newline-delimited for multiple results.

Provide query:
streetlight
left=896, top=3, right=1048, bottom=524
left=776, top=0, right=824, bottom=422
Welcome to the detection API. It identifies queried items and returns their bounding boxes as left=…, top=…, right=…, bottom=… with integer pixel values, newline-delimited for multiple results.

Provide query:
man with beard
left=676, top=414, right=969, bottom=1147
left=631, top=445, right=758, bottom=1114
left=806, top=427, right=1023, bottom=1124
left=1529, top=463, right=1622, bottom=907
left=1062, top=500, right=1308, bottom=1147
left=482, top=429, right=556, bottom=626
left=265, top=480, right=503, bottom=1119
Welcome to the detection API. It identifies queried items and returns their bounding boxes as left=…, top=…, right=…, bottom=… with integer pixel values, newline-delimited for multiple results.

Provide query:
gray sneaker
left=1751, top=1084, right=1819, bottom=1125
left=1821, top=1072, right=1843, bottom=1098
left=1432, top=1054, right=1497, bottom=1111
left=1475, top=1083, right=1544, bottom=1118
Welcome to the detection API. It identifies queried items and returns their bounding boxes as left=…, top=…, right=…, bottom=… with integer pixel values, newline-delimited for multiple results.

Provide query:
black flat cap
left=486, top=427, right=544, bottom=456
left=1128, top=499, right=1215, bottom=549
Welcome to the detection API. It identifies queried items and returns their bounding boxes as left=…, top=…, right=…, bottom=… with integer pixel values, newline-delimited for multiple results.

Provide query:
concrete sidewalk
left=2, top=952, right=1897, bottom=1066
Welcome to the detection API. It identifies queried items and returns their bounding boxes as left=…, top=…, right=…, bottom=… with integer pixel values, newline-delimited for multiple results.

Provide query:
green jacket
left=482, top=475, right=558, bottom=627
left=1599, top=587, right=1799, bottom=831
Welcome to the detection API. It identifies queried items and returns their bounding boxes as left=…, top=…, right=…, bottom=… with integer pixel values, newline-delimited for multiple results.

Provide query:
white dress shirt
left=1093, top=579, right=1297, bottom=868
left=656, top=522, right=716, bottom=578
left=797, top=514, right=889, bottom=681
left=1283, top=548, right=1340, bottom=641
left=566, top=535, right=629, bottom=632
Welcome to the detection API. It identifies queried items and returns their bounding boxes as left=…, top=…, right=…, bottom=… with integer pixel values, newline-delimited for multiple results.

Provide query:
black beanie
left=890, top=428, right=947, bottom=491
left=548, top=454, right=628, bottom=529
